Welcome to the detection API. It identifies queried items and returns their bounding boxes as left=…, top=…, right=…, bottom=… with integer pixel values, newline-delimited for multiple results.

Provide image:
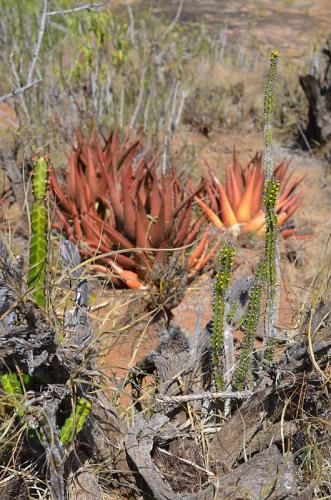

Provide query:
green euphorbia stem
left=263, top=50, right=279, bottom=180
left=263, top=51, right=281, bottom=358
left=234, top=259, right=267, bottom=390
left=212, top=243, right=235, bottom=390
left=28, top=154, right=50, bottom=309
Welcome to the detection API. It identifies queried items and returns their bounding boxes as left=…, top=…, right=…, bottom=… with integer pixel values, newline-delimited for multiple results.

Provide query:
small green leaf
left=59, top=397, right=92, bottom=445
left=1, top=373, right=23, bottom=395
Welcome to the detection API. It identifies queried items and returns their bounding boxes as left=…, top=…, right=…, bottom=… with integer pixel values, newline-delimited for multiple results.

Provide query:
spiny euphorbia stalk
left=263, top=50, right=279, bottom=180
left=264, top=177, right=280, bottom=358
left=234, top=259, right=267, bottom=390
left=263, top=51, right=280, bottom=358
left=212, top=243, right=235, bottom=390
left=28, top=154, right=50, bottom=309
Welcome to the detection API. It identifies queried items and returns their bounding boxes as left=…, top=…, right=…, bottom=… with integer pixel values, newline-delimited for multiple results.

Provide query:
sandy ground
left=140, top=0, right=331, bottom=59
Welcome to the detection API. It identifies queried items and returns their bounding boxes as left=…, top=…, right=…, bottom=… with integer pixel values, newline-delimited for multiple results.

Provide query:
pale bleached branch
left=27, top=0, right=48, bottom=85
left=0, top=79, right=41, bottom=104
left=46, top=2, right=107, bottom=17
left=125, top=0, right=136, bottom=46
left=1, top=0, right=108, bottom=105
left=156, top=390, right=252, bottom=404
left=162, top=0, right=184, bottom=40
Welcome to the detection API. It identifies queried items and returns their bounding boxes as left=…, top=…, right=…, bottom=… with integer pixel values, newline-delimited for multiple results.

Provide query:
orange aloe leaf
left=191, top=233, right=220, bottom=273
left=278, top=175, right=306, bottom=203
left=67, top=154, right=78, bottom=201
left=205, top=182, right=219, bottom=213
left=224, top=165, right=233, bottom=204
left=184, top=215, right=205, bottom=245
left=149, top=199, right=166, bottom=247
left=86, top=147, right=99, bottom=198
left=235, top=168, right=257, bottom=223
left=278, top=191, right=303, bottom=214
left=138, top=180, right=148, bottom=209
left=229, top=168, right=242, bottom=211
left=109, top=260, right=142, bottom=289
left=115, top=139, right=140, bottom=170
left=174, top=180, right=204, bottom=217
left=194, top=196, right=224, bottom=229
left=280, top=228, right=313, bottom=239
left=135, top=195, right=152, bottom=268
left=188, top=228, right=210, bottom=268
left=250, top=172, right=264, bottom=217
left=54, top=207, right=76, bottom=240
left=173, top=205, right=191, bottom=247
left=274, top=160, right=290, bottom=181
left=71, top=202, right=83, bottom=241
left=49, top=167, right=72, bottom=213
left=242, top=210, right=265, bottom=234
left=87, top=212, right=134, bottom=250
left=233, top=145, right=244, bottom=194
left=84, top=176, right=96, bottom=211
left=284, top=199, right=304, bottom=220
left=122, top=163, right=137, bottom=241
left=150, top=175, right=162, bottom=217
left=209, top=172, right=238, bottom=228
left=277, top=212, right=288, bottom=226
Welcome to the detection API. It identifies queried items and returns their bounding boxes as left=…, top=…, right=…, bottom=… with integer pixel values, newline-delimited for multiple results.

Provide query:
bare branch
left=156, top=390, right=252, bottom=403
left=0, top=80, right=42, bottom=104
left=125, top=0, right=136, bottom=45
left=130, top=64, right=147, bottom=129
left=162, top=0, right=184, bottom=40
left=27, top=0, right=48, bottom=85
left=0, top=1, right=108, bottom=105
left=46, top=2, right=107, bottom=17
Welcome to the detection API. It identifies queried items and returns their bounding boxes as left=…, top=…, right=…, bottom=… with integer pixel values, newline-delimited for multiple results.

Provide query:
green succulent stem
left=264, top=177, right=281, bottom=358
left=233, top=51, right=281, bottom=388
left=212, top=243, right=235, bottom=390
left=263, top=50, right=279, bottom=179
left=263, top=51, right=281, bottom=358
left=28, top=154, right=50, bottom=309
left=234, top=259, right=267, bottom=390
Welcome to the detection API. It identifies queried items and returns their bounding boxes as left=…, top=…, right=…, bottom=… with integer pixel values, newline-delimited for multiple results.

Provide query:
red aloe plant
left=50, top=131, right=218, bottom=288
left=196, top=149, right=305, bottom=238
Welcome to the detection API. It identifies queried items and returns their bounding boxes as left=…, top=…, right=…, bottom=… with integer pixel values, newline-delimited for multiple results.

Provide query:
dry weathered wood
left=300, top=74, right=331, bottom=145
left=0, top=142, right=27, bottom=205
left=67, top=467, right=102, bottom=500
left=131, top=324, right=211, bottom=418
left=85, top=392, right=126, bottom=465
left=245, top=420, right=298, bottom=457
left=1, top=235, right=328, bottom=499
left=299, top=39, right=331, bottom=146
left=124, top=413, right=175, bottom=500
left=0, top=239, right=125, bottom=498
left=184, top=446, right=297, bottom=499
left=208, top=335, right=331, bottom=471
left=213, top=445, right=297, bottom=499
